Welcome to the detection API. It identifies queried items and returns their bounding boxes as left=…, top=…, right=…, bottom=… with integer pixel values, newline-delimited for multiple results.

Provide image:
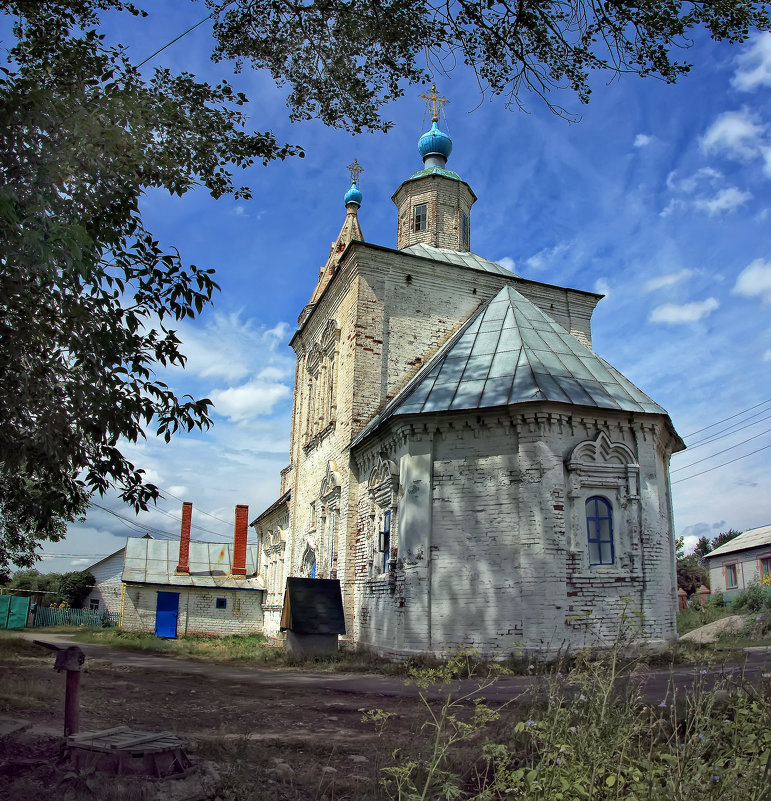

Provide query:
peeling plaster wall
left=351, top=407, right=679, bottom=658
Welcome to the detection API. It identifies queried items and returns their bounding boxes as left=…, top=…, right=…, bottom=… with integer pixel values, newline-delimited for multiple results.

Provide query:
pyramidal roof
left=353, top=285, right=668, bottom=446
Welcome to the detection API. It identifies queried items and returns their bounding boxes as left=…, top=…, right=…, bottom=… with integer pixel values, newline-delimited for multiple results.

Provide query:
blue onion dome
left=418, top=121, right=453, bottom=163
left=344, top=182, right=362, bottom=207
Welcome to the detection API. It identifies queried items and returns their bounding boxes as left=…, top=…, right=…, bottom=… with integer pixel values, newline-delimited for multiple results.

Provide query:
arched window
left=302, top=546, right=317, bottom=578
left=586, top=496, right=614, bottom=565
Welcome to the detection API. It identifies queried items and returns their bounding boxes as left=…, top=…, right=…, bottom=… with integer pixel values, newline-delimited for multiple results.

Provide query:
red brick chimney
left=176, top=501, right=193, bottom=574
left=232, top=504, right=249, bottom=576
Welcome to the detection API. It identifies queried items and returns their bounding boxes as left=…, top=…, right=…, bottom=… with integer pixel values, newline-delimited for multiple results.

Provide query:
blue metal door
left=154, top=591, right=180, bottom=638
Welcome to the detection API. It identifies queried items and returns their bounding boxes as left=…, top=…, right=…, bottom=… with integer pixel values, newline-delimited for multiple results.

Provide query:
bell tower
left=392, top=86, right=476, bottom=252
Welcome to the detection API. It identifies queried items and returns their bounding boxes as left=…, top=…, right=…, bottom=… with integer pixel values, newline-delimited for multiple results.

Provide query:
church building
left=252, top=90, right=684, bottom=658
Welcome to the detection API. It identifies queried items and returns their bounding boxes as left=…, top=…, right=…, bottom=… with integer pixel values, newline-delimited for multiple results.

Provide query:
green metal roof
left=353, top=285, right=666, bottom=446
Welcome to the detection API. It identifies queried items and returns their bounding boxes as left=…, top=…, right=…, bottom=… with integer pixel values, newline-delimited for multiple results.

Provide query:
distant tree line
left=675, top=529, right=743, bottom=595
left=0, top=568, right=95, bottom=608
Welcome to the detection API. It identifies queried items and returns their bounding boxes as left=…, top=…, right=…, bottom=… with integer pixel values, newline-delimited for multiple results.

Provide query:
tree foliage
left=211, top=0, right=771, bottom=127
left=0, top=0, right=302, bottom=568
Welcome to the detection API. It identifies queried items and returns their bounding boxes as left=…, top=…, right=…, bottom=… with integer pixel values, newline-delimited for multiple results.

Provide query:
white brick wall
left=350, top=406, right=679, bottom=658
left=121, top=584, right=264, bottom=637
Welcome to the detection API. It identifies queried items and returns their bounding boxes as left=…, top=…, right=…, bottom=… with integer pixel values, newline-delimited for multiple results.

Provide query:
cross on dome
left=418, top=84, right=449, bottom=123
left=347, top=158, right=363, bottom=185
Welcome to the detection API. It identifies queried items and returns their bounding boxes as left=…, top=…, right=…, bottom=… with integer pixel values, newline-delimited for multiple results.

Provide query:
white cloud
left=644, top=269, right=695, bottom=292
left=209, top=379, right=291, bottom=422
left=634, top=133, right=652, bottom=148
left=525, top=242, right=570, bottom=272
left=649, top=298, right=719, bottom=324
left=593, top=278, right=610, bottom=296
left=694, top=187, right=752, bottom=216
left=701, top=109, right=766, bottom=161
left=764, top=349, right=771, bottom=363
left=497, top=256, right=516, bottom=272
left=176, top=313, right=291, bottom=383
left=732, top=32, right=771, bottom=91
left=733, top=258, right=771, bottom=303
left=666, top=167, right=722, bottom=195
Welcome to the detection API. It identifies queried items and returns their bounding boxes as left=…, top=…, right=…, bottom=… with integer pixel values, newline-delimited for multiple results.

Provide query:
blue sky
left=19, top=3, right=771, bottom=572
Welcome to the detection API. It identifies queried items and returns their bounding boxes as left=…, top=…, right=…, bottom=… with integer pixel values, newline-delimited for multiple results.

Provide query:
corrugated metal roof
left=705, top=524, right=771, bottom=559
left=122, top=538, right=264, bottom=590
left=401, top=243, right=517, bottom=277
left=353, top=285, right=669, bottom=447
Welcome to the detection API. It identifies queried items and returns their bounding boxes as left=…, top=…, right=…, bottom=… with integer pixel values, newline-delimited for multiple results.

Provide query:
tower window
left=413, top=204, right=427, bottom=232
left=461, top=211, right=469, bottom=246
left=586, top=496, right=614, bottom=565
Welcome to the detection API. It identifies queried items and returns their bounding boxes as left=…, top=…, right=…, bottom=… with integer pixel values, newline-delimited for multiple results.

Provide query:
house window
left=89, top=598, right=99, bottom=611
left=586, top=496, right=614, bottom=565
left=413, top=203, right=427, bottom=232
left=379, top=510, right=392, bottom=573
left=761, top=557, right=771, bottom=580
left=725, top=563, right=738, bottom=589
left=216, top=597, right=227, bottom=609
left=461, top=211, right=469, bottom=247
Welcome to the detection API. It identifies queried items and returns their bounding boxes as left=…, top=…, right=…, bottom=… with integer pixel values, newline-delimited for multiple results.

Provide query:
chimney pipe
left=232, top=504, right=248, bottom=576
left=176, top=502, right=193, bottom=574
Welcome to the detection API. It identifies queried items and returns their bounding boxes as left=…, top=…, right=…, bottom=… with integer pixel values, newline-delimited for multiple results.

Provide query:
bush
left=730, top=582, right=771, bottom=613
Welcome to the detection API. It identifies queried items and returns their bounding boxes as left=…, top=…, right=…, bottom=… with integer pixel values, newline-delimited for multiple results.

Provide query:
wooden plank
left=68, top=725, right=129, bottom=743
left=109, top=731, right=176, bottom=749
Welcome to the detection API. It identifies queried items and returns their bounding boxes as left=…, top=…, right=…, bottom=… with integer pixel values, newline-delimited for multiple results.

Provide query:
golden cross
left=347, top=158, right=363, bottom=185
left=418, top=84, right=448, bottom=123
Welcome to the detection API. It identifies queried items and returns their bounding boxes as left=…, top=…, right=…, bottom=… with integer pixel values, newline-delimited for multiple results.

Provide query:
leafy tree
left=676, top=554, right=708, bottom=595
left=0, top=1, right=302, bottom=568
left=711, top=528, right=743, bottom=550
left=210, top=0, right=771, bottom=126
left=693, top=535, right=712, bottom=562
left=57, top=570, right=96, bottom=608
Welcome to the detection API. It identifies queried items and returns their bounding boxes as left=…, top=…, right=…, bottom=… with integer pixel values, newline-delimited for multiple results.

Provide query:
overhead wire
left=672, top=442, right=771, bottom=485
left=680, top=411, right=771, bottom=451
left=671, top=426, right=771, bottom=473
left=135, top=0, right=235, bottom=68
left=679, top=397, right=771, bottom=439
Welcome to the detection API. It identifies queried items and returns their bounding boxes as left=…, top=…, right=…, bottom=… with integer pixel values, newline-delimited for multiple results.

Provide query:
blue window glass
left=586, top=497, right=614, bottom=565
left=216, top=597, right=227, bottom=609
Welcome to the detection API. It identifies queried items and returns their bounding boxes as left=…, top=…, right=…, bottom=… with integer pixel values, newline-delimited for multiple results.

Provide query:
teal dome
left=344, top=182, right=362, bottom=206
left=418, top=121, right=452, bottom=162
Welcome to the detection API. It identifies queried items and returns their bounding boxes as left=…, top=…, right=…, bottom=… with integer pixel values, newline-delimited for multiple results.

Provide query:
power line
left=671, top=427, right=771, bottom=473
left=672, top=442, right=771, bottom=485
left=681, top=411, right=771, bottom=451
left=152, top=503, right=232, bottom=540
left=136, top=0, right=235, bottom=68
left=158, top=487, right=233, bottom=527
left=680, top=397, right=771, bottom=439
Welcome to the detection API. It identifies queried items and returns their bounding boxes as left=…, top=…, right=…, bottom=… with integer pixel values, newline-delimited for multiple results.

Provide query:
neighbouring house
left=121, top=503, right=264, bottom=638
left=83, top=539, right=150, bottom=614
left=704, top=524, right=771, bottom=601
left=252, top=93, right=684, bottom=659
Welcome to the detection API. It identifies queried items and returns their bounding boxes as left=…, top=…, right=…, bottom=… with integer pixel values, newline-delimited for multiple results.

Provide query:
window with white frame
left=413, top=203, right=427, bottom=232
left=586, top=496, right=614, bottom=565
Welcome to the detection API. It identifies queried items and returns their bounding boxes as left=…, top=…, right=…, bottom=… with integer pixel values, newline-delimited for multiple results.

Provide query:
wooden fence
left=33, top=607, right=119, bottom=628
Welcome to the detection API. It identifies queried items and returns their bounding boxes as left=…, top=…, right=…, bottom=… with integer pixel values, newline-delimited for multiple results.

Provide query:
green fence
left=0, top=595, right=31, bottom=629
left=33, top=607, right=118, bottom=628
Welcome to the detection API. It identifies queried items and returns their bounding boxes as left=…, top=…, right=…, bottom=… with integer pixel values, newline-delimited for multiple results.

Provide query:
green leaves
left=0, top=1, right=302, bottom=568
left=210, top=0, right=771, bottom=126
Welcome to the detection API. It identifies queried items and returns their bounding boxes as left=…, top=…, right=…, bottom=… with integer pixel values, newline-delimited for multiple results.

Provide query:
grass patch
left=0, top=631, right=44, bottom=659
